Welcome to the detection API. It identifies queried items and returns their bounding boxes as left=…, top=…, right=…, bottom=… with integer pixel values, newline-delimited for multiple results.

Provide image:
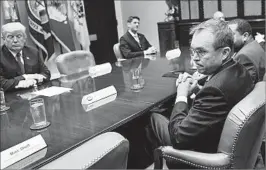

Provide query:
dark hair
left=228, top=19, right=252, bottom=36
left=127, top=16, right=140, bottom=23
left=190, top=19, right=234, bottom=50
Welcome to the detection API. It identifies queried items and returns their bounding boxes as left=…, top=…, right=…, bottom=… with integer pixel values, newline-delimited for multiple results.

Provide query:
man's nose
left=13, top=37, right=18, bottom=42
left=191, top=54, right=200, bottom=61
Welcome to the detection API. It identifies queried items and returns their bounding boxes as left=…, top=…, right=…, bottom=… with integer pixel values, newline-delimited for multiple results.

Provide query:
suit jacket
left=233, top=40, right=265, bottom=83
left=119, top=31, right=151, bottom=59
left=0, top=45, right=51, bottom=91
left=169, top=59, right=254, bottom=153
left=259, top=41, right=265, bottom=51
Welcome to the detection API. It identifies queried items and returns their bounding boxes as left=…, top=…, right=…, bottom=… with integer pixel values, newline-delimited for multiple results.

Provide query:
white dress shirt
left=128, top=30, right=141, bottom=47
left=9, top=50, right=24, bottom=65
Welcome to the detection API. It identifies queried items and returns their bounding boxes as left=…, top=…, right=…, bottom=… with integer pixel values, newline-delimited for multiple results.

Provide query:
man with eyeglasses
left=0, top=22, right=51, bottom=91
left=149, top=19, right=254, bottom=165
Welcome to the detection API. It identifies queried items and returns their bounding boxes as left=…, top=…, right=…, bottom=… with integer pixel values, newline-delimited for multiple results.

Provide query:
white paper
left=1, top=135, right=47, bottom=169
left=32, top=86, right=72, bottom=97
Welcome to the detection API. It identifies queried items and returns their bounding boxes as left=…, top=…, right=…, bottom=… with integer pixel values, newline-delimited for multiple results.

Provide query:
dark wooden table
left=1, top=50, right=191, bottom=169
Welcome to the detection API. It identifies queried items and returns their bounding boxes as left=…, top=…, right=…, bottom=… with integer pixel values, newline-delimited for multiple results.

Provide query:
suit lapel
left=2, top=45, right=22, bottom=75
left=126, top=31, right=142, bottom=50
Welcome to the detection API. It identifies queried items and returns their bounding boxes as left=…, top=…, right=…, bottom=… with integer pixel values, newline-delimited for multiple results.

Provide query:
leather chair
left=113, top=43, right=125, bottom=61
left=154, top=81, right=266, bottom=169
left=56, top=50, right=96, bottom=76
left=39, top=132, right=129, bottom=169
left=113, top=43, right=126, bottom=67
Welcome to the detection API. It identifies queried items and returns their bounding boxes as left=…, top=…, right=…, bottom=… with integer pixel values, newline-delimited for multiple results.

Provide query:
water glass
left=130, top=68, right=144, bottom=91
left=29, top=98, right=50, bottom=130
left=0, top=88, right=10, bottom=113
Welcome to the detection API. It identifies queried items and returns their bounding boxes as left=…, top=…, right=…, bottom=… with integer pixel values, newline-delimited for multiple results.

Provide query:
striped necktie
left=16, top=53, right=25, bottom=74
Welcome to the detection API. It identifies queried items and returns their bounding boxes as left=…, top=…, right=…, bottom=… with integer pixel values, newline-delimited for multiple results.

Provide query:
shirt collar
left=8, top=49, right=22, bottom=58
left=128, top=30, right=138, bottom=38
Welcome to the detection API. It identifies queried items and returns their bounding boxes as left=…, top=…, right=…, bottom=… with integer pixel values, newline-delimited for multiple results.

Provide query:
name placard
left=89, top=63, right=112, bottom=78
left=1, top=135, right=47, bottom=169
left=166, top=48, right=181, bottom=60
left=81, top=85, right=117, bottom=110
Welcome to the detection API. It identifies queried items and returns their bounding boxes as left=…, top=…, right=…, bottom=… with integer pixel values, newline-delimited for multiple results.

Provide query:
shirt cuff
left=175, top=96, right=188, bottom=104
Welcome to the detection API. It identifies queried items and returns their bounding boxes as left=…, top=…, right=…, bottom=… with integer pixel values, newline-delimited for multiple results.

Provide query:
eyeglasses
left=190, top=46, right=225, bottom=59
left=5, top=34, right=24, bottom=41
left=189, top=48, right=208, bottom=58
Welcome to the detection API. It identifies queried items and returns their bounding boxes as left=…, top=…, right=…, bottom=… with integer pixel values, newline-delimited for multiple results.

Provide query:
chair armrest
left=39, top=132, right=129, bottom=169
left=154, top=146, right=231, bottom=169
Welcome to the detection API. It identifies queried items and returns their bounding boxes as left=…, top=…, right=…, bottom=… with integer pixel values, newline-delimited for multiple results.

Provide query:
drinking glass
left=29, top=98, right=50, bottom=130
left=0, top=88, right=10, bottom=113
left=130, top=67, right=144, bottom=91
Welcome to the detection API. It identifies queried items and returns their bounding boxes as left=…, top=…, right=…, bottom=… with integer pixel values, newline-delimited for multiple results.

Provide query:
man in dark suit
left=119, top=16, right=157, bottom=59
left=149, top=19, right=254, bottom=156
left=0, top=22, right=51, bottom=91
left=228, top=19, right=265, bottom=83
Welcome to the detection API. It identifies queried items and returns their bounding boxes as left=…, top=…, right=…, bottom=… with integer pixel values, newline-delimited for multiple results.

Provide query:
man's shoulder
left=237, top=40, right=263, bottom=56
left=23, top=45, right=38, bottom=52
left=207, top=60, right=252, bottom=88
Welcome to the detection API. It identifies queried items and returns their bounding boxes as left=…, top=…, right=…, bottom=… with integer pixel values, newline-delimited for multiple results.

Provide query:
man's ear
left=221, top=47, right=231, bottom=60
left=1, top=33, right=5, bottom=40
left=242, top=32, right=250, bottom=42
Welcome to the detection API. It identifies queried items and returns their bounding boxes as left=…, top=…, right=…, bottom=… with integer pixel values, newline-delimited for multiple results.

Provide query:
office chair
left=154, top=81, right=265, bottom=169
left=113, top=43, right=126, bottom=67
left=56, top=50, right=96, bottom=76
left=40, top=132, right=129, bottom=169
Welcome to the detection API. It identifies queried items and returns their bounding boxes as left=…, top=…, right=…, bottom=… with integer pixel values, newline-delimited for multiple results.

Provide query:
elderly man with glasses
left=148, top=19, right=254, bottom=165
left=0, top=22, right=50, bottom=91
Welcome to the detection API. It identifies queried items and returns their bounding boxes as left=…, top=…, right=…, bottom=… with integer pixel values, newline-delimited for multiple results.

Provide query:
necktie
left=134, top=34, right=142, bottom=48
left=16, top=53, right=25, bottom=74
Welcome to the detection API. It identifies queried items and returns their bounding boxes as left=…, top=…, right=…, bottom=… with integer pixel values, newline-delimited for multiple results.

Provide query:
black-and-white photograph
left=0, top=0, right=265, bottom=169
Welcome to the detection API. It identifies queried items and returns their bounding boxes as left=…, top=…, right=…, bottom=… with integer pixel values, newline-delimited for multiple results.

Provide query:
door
left=84, top=0, right=118, bottom=64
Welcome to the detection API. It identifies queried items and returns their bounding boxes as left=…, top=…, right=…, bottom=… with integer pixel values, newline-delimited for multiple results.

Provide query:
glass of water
left=29, top=98, right=50, bottom=130
left=130, top=67, right=144, bottom=91
left=0, top=88, right=10, bottom=113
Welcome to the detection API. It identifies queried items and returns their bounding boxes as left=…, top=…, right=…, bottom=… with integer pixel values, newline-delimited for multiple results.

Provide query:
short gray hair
left=1, top=22, right=27, bottom=38
left=190, top=19, right=234, bottom=50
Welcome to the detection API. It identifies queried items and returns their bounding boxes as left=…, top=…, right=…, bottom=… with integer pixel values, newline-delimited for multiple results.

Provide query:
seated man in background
left=120, top=16, right=157, bottom=59
left=0, top=22, right=51, bottom=91
left=228, top=19, right=265, bottom=83
left=149, top=19, right=254, bottom=160
left=213, top=11, right=225, bottom=21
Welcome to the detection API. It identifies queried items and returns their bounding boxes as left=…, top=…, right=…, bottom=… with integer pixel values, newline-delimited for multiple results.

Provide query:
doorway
left=84, top=0, right=118, bottom=64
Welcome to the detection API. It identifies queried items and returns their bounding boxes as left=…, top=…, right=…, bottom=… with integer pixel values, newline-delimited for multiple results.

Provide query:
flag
left=67, top=0, right=90, bottom=51
left=1, top=0, right=20, bottom=23
left=45, top=0, right=75, bottom=52
left=25, top=0, right=54, bottom=62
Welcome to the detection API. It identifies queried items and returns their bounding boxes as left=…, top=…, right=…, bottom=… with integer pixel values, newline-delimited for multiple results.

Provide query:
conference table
left=1, top=49, right=192, bottom=169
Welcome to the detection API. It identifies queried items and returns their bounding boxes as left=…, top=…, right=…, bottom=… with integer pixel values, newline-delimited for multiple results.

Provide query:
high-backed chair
left=56, top=50, right=96, bottom=76
left=39, top=132, right=129, bottom=169
left=113, top=43, right=126, bottom=62
left=154, top=81, right=266, bottom=169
